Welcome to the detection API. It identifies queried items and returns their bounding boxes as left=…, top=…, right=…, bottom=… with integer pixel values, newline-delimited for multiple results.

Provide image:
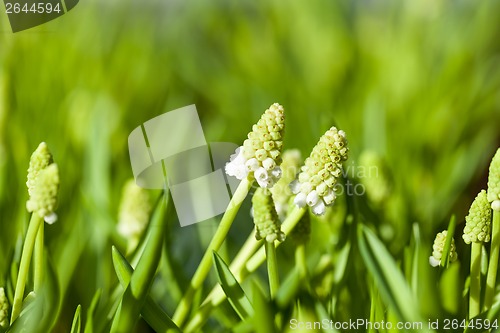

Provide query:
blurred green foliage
left=1, top=0, right=500, bottom=331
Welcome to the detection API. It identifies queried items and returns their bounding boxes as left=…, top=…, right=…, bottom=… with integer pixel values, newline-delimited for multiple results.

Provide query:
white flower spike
left=225, top=103, right=285, bottom=189
left=291, top=127, right=349, bottom=216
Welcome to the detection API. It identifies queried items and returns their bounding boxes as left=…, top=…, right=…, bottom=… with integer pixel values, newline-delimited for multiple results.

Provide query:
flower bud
left=487, top=148, right=500, bottom=202
left=226, top=103, right=285, bottom=188
left=252, top=188, right=285, bottom=243
left=0, top=287, right=8, bottom=329
left=292, top=127, right=348, bottom=215
left=429, top=230, right=458, bottom=267
left=463, top=190, right=491, bottom=244
left=26, top=142, right=53, bottom=198
left=117, top=179, right=152, bottom=251
left=26, top=164, right=59, bottom=224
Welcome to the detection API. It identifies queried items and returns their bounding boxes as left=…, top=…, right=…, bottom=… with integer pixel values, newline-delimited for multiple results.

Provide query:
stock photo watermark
left=2, top=0, right=78, bottom=32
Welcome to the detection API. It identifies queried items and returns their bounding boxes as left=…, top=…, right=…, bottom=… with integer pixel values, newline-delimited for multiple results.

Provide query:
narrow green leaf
left=83, top=289, right=102, bottom=333
left=441, top=215, right=456, bottom=268
left=111, top=246, right=181, bottom=332
left=275, top=268, right=301, bottom=309
left=212, top=251, right=254, bottom=320
left=110, top=191, right=170, bottom=333
left=357, top=225, right=429, bottom=332
left=70, top=305, right=81, bottom=333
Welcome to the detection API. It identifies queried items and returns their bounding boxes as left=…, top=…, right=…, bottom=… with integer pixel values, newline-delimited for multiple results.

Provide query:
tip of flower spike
left=30, top=163, right=60, bottom=223
left=27, top=142, right=53, bottom=197
left=252, top=188, right=285, bottom=242
left=0, top=287, right=8, bottom=329
left=463, top=190, right=491, bottom=244
left=430, top=230, right=458, bottom=267
left=226, top=104, right=285, bottom=188
left=487, top=148, right=500, bottom=202
left=292, top=126, right=348, bottom=215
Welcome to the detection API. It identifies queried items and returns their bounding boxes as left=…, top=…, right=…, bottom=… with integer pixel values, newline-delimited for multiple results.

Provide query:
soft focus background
left=1, top=0, right=500, bottom=331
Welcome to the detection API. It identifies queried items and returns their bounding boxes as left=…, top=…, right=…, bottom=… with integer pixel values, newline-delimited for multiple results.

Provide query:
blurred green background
left=1, top=0, right=500, bottom=331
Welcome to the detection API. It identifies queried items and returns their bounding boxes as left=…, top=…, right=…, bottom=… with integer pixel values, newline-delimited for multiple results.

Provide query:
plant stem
left=10, top=214, right=43, bottom=324
left=265, top=241, right=279, bottom=299
left=184, top=206, right=306, bottom=333
left=485, top=209, right=500, bottom=310
left=469, top=242, right=482, bottom=319
left=34, top=221, right=44, bottom=291
left=172, top=178, right=252, bottom=328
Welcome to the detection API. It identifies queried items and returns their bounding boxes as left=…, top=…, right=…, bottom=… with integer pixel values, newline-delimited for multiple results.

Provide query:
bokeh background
left=1, top=0, right=500, bottom=331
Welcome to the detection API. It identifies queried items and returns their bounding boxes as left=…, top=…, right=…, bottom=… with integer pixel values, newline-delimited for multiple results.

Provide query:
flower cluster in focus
left=291, top=127, right=348, bottom=216
left=26, top=142, right=59, bottom=224
left=463, top=190, right=492, bottom=244
left=226, top=103, right=285, bottom=188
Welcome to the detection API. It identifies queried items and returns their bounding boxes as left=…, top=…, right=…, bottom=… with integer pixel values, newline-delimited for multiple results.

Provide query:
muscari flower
left=0, top=287, right=8, bottom=329
left=463, top=190, right=491, bottom=244
left=252, top=188, right=285, bottom=243
left=429, top=230, right=458, bottom=267
left=26, top=163, right=59, bottom=224
left=26, top=142, right=52, bottom=198
left=290, top=127, right=348, bottom=216
left=117, top=179, right=152, bottom=251
left=225, top=103, right=285, bottom=188
left=487, top=148, right=500, bottom=210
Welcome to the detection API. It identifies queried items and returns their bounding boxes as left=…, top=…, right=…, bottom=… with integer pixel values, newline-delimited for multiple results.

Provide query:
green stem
left=183, top=206, right=306, bottom=333
left=34, top=221, right=44, bottom=291
left=265, top=241, right=279, bottom=299
left=485, top=209, right=500, bottom=310
left=10, top=214, right=43, bottom=324
left=172, top=178, right=252, bottom=328
left=469, top=242, right=482, bottom=319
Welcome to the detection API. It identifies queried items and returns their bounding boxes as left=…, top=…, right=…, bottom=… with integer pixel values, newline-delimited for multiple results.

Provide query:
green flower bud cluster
left=226, top=103, right=285, bottom=188
left=117, top=179, right=152, bottom=249
left=463, top=190, right=492, bottom=244
left=26, top=142, right=52, bottom=198
left=357, top=150, right=391, bottom=205
left=429, top=230, right=458, bottom=267
left=487, top=148, right=500, bottom=206
left=291, top=127, right=348, bottom=216
left=0, top=287, right=8, bottom=329
left=26, top=143, right=59, bottom=224
left=252, top=188, right=285, bottom=243
left=270, top=149, right=303, bottom=220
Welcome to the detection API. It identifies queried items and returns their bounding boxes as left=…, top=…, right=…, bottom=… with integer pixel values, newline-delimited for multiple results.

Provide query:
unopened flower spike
left=26, top=142, right=53, bottom=198
left=252, top=188, right=285, bottom=243
left=487, top=148, right=500, bottom=210
left=291, top=127, right=349, bottom=216
left=0, top=287, right=8, bottom=329
left=270, top=149, right=303, bottom=220
left=463, top=190, right=491, bottom=244
left=26, top=164, right=59, bottom=224
left=117, top=179, right=152, bottom=252
left=226, top=103, right=285, bottom=188
left=429, top=230, right=458, bottom=267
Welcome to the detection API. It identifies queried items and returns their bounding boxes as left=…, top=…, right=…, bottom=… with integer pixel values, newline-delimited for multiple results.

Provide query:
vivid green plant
left=1, top=1, right=500, bottom=332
